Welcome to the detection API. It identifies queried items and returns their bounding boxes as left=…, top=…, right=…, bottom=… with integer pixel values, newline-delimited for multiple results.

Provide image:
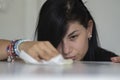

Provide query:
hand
left=19, top=41, right=59, bottom=61
left=111, top=56, right=120, bottom=63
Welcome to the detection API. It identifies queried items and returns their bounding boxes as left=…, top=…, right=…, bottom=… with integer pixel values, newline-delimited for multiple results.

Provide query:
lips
left=65, top=56, right=76, bottom=60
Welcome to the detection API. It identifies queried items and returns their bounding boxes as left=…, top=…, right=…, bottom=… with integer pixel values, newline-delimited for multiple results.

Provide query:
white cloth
left=19, top=50, right=73, bottom=65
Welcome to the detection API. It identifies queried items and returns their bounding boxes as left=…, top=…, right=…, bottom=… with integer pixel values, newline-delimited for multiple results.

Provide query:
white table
left=0, top=61, right=120, bottom=80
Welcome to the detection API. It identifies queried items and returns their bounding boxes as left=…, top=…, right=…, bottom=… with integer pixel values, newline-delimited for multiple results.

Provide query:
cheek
left=72, top=35, right=89, bottom=60
left=57, top=42, right=62, bottom=53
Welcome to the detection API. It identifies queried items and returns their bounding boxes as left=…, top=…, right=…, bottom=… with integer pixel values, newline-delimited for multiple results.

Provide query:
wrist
left=14, top=39, right=30, bottom=56
left=6, top=39, right=30, bottom=62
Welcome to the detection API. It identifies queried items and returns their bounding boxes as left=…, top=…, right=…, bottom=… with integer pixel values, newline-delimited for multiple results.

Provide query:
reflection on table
left=0, top=61, right=120, bottom=80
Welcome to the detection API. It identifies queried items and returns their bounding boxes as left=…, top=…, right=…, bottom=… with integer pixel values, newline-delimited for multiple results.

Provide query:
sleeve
left=94, top=47, right=118, bottom=61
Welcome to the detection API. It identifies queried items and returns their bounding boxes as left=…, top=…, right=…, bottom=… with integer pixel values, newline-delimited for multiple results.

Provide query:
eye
left=69, top=35, right=79, bottom=41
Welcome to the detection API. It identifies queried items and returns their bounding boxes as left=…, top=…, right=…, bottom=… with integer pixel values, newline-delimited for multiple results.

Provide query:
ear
left=87, top=20, right=93, bottom=38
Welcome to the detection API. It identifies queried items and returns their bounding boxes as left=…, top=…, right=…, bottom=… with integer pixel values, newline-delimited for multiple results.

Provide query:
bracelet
left=7, top=39, right=29, bottom=62
left=7, top=40, right=18, bottom=62
left=14, top=39, right=29, bottom=56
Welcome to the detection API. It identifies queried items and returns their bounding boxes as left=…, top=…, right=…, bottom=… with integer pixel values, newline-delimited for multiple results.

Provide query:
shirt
left=83, top=47, right=118, bottom=61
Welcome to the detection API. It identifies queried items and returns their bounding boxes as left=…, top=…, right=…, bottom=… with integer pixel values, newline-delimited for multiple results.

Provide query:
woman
left=0, top=0, right=120, bottom=62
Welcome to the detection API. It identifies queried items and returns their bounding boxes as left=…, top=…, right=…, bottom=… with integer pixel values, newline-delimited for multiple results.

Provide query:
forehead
left=66, top=21, right=85, bottom=34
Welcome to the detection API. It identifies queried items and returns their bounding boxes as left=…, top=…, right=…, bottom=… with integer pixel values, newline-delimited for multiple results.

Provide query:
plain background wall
left=84, top=0, right=120, bottom=55
left=0, top=0, right=120, bottom=55
left=0, top=0, right=25, bottom=39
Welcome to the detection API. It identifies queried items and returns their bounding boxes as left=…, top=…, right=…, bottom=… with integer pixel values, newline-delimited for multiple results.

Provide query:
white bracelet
left=14, top=39, right=29, bottom=56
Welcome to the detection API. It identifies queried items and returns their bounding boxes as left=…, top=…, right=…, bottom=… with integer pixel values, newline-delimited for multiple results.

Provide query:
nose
left=62, top=42, right=72, bottom=55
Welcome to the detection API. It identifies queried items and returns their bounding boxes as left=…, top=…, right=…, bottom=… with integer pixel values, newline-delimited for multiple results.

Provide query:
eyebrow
left=68, top=30, right=79, bottom=37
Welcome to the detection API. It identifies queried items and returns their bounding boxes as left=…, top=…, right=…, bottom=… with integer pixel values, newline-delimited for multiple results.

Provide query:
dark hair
left=35, top=0, right=99, bottom=61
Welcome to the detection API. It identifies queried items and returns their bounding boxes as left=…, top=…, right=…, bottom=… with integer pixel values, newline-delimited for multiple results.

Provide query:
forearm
left=0, top=39, right=11, bottom=60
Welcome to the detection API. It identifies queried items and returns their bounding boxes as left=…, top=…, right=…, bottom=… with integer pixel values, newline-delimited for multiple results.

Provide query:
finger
left=38, top=47, right=52, bottom=60
left=43, top=41, right=59, bottom=56
left=111, top=57, right=120, bottom=63
left=29, top=43, right=51, bottom=60
left=26, top=48, right=41, bottom=61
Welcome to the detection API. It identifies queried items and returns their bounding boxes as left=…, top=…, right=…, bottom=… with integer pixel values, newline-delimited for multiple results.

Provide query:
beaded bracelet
left=7, top=39, right=29, bottom=62
left=7, top=40, right=18, bottom=62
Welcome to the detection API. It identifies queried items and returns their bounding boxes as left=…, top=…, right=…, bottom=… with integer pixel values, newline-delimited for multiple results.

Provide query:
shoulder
left=94, top=47, right=118, bottom=61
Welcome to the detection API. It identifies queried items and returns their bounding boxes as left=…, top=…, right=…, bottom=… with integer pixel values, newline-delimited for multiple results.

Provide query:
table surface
left=0, top=61, right=120, bottom=80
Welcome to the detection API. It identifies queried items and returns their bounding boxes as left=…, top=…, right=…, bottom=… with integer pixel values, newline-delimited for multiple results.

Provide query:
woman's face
left=57, top=21, right=93, bottom=61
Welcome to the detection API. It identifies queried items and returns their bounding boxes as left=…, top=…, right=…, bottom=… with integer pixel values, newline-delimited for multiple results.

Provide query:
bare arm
left=0, top=39, right=59, bottom=61
left=0, top=39, right=11, bottom=60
